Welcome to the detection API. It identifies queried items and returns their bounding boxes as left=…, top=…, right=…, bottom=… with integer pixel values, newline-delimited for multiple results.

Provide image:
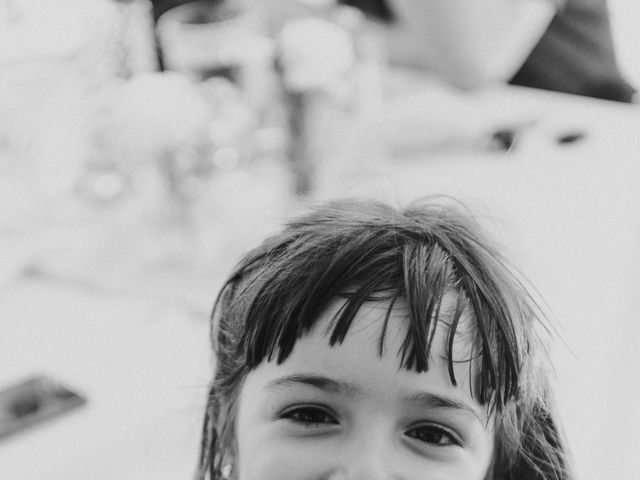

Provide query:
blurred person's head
left=198, top=197, right=571, bottom=480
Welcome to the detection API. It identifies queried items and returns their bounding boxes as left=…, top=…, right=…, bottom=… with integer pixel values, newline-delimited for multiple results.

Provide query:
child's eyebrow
left=263, top=373, right=483, bottom=423
left=263, top=374, right=352, bottom=395
left=405, top=391, right=483, bottom=424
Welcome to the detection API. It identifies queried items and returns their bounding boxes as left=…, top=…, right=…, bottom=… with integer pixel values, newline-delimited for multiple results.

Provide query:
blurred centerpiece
left=157, top=0, right=260, bottom=83
left=155, top=0, right=272, bottom=180
left=0, top=0, right=157, bottom=228
left=267, top=0, right=385, bottom=196
left=0, top=0, right=386, bottom=298
left=276, top=4, right=356, bottom=195
left=154, top=0, right=386, bottom=198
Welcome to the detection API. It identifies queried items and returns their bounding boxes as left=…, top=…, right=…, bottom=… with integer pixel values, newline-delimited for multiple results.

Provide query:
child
left=198, top=197, right=571, bottom=480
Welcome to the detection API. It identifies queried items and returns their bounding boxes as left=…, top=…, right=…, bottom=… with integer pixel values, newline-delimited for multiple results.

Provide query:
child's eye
left=280, top=405, right=338, bottom=425
left=405, top=424, right=460, bottom=447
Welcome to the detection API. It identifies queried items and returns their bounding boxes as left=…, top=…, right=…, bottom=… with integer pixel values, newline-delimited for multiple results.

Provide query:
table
left=1, top=72, right=639, bottom=479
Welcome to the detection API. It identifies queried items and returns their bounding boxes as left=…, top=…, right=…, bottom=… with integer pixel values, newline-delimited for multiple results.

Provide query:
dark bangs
left=213, top=198, right=538, bottom=412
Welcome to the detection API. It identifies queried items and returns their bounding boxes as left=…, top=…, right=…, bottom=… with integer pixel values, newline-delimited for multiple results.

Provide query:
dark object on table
left=557, top=131, right=586, bottom=145
left=0, top=375, right=86, bottom=440
left=491, top=128, right=518, bottom=151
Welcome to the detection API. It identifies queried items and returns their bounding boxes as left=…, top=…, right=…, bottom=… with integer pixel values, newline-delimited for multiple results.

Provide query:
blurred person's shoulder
left=511, top=0, right=637, bottom=102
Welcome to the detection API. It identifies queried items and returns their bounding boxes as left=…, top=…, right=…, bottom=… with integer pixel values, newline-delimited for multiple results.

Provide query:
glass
left=156, top=1, right=276, bottom=163
left=266, top=2, right=388, bottom=197
left=156, top=0, right=262, bottom=84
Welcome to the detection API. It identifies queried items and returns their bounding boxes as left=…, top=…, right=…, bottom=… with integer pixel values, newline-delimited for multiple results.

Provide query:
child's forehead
left=318, top=293, right=472, bottom=325
left=283, top=295, right=484, bottom=406
left=310, top=294, right=476, bottom=362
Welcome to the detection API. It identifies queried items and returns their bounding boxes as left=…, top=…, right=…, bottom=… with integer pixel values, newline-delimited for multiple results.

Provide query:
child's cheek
left=236, top=438, right=330, bottom=480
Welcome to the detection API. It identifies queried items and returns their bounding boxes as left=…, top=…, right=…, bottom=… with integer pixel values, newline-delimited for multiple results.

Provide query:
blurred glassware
left=66, top=0, right=157, bottom=89
left=0, top=0, right=159, bottom=228
left=201, top=77, right=259, bottom=167
left=255, top=0, right=338, bottom=35
left=157, top=2, right=268, bottom=80
left=109, top=0, right=158, bottom=78
left=157, top=0, right=247, bottom=81
left=86, top=72, right=213, bottom=199
left=268, top=1, right=387, bottom=196
left=156, top=0, right=278, bottom=135
left=80, top=72, right=219, bottom=264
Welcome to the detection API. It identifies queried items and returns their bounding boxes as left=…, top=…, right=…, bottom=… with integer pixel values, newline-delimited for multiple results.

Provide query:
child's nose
left=327, top=431, right=402, bottom=480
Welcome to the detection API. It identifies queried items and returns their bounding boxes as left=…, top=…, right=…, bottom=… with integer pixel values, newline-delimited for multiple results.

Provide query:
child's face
left=234, top=298, right=494, bottom=480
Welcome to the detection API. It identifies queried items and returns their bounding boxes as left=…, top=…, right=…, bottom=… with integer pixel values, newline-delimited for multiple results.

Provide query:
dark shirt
left=150, top=0, right=220, bottom=21
left=510, top=0, right=636, bottom=102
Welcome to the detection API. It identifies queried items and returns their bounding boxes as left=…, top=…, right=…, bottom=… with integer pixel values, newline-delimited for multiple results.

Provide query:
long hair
left=197, top=197, right=571, bottom=480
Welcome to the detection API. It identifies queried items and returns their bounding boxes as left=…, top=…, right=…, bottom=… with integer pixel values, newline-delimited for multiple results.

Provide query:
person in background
left=340, top=0, right=636, bottom=102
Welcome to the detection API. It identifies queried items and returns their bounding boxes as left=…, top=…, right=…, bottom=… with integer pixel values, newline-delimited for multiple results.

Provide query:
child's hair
left=198, top=197, right=571, bottom=480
